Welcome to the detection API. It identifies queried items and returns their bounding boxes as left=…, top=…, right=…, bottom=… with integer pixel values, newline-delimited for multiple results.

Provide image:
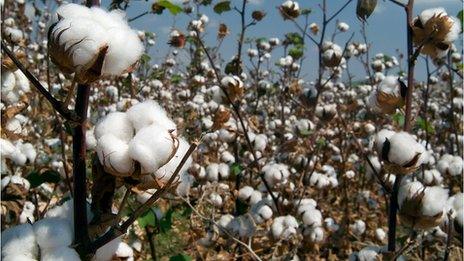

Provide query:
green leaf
left=285, top=32, right=304, bottom=45
left=213, top=1, right=231, bottom=14
left=416, top=117, right=435, bottom=134
left=26, top=170, right=61, bottom=188
left=158, top=208, right=174, bottom=233
left=157, top=0, right=183, bottom=15
left=137, top=209, right=156, bottom=229
left=392, top=112, right=405, bottom=127
left=170, top=254, right=192, bottom=261
left=300, top=8, right=312, bottom=15
left=171, top=74, right=183, bottom=84
left=140, top=53, right=151, bottom=64
left=230, top=163, right=242, bottom=177
left=289, top=45, right=304, bottom=60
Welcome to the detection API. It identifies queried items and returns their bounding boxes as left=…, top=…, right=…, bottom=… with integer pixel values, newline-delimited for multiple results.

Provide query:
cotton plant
left=47, top=3, right=144, bottom=83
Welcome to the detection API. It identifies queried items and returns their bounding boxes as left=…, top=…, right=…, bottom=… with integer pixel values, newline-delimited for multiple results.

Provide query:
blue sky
left=104, top=0, right=463, bottom=81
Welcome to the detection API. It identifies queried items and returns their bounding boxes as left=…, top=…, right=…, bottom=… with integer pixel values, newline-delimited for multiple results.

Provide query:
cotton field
left=1, top=0, right=463, bottom=260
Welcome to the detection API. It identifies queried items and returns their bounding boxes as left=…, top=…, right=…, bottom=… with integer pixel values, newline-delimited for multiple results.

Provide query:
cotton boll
left=398, top=180, right=424, bottom=208
left=1, top=223, right=38, bottom=259
left=206, top=163, right=219, bottom=182
left=13, top=70, right=30, bottom=92
left=5, top=118, right=22, bottom=134
left=10, top=175, right=30, bottom=190
left=56, top=3, right=92, bottom=20
left=302, top=208, right=322, bottom=227
left=19, top=143, right=36, bottom=163
left=218, top=163, right=230, bottom=179
left=95, top=112, right=134, bottom=142
left=114, top=242, right=134, bottom=260
left=86, top=128, right=97, bottom=150
left=387, top=132, right=425, bottom=166
left=375, top=228, right=386, bottom=241
left=221, top=151, right=235, bottom=164
left=350, top=220, right=366, bottom=236
left=249, top=191, right=262, bottom=205
left=41, top=246, right=80, bottom=261
left=324, top=218, right=339, bottom=232
left=102, top=27, right=144, bottom=75
left=19, top=201, right=35, bottom=223
left=238, top=186, right=254, bottom=202
left=262, top=163, right=290, bottom=188
left=373, top=129, right=394, bottom=154
left=253, top=134, right=267, bottom=152
left=33, top=217, right=73, bottom=250
left=154, top=137, right=192, bottom=184
left=96, top=134, right=134, bottom=176
left=307, top=226, right=324, bottom=242
left=126, top=100, right=176, bottom=133
left=128, top=125, right=175, bottom=173
left=209, top=192, right=223, bottom=207
left=252, top=204, right=273, bottom=224
left=218, top=214, right=234, bottom=233
left=421, top=186, right=448, bottom=217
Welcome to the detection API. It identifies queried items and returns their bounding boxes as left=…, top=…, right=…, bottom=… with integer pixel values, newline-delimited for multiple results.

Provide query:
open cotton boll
left=262, top=163, right=290, bottom=187
left=101, top=27, right=144, bottom=75
left=373, top=129, right=394, bottom=153
left=114, top=242, right=134, bottom=261
left=33, top=217, right=73, bottom=250
left=218, top=214, right=234, bottom=233
left=378, top=76, right=400, bottom=95
left=305, top=226, right=324, bottom=242
left=238, top=186, right=254, bottom=202
left=206, top=163, right=219, bottom=182
left=253, top=134, right=268, bottom=152
left=126, top=100, right=176, bottom=133
left=19, top=201, right=36, bottom=223
left=1, top=223, right=38, bottom=259
left=94, top=112, right=134, bottom=142
left=18, top=143, right=36, bottom=163
left=302, top=208, right=322, bottom=227
left=1, top=71, right=16, bottom=93
left=398, top=180, right=424, bottom=208
left=419, top=7, right=447, bottom=24
left=350, top=220, right=366, bottom=236
left=13, top=70, right=30, bottom=92
left=41, top=246, right=80, bottom=261
left=55, top=3, right=92, bottom=20
left=209, top=192, right=223, bottom=207
left=128, top=125, right=175, bottom=173
left=387, top=132, right=425, bottom=166
left=421, top=186, right=448, bottom=217
left=375, top=228, right=386, bottom=241
left=252, top=204, right=273, bottom=224
left=5, top=118, right=22, bottom=134
left=96, top=134, right=134, bottom=176
left=176, top=171, right=195, bottom=197
left=155, top=137, right=192, bottom=184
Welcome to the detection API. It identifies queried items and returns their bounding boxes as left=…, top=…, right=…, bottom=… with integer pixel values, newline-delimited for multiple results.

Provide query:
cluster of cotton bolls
left=297, top=199, right=325, bottom=242
left=92, top=100, right=193, bottom=189
left=1, top=138, right=37, bottom=166
left=1, top=67, right=31, bottom=105
left=321, top=41, right=344, bottom=68
left=1, top=199, right=134, bottom=261
left=48, top=3, right=144, bottom=83
left=437, top=154, right=463, bottom=176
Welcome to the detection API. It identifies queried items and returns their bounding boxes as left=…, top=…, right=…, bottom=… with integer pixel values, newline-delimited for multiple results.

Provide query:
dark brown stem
left=403, top=0, right=415, bottom=132
left=145, top=226, right=157, bottom=260
left=388, top=175, right=402, bottom=253
left=73, top=84, right=91, bottom=258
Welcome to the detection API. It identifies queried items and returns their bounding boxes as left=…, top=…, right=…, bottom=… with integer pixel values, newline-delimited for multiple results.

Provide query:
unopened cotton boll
left=126, top=100, right=176, bottom=133
left=33, top=217, right=73, bottom=250
left=1, top=223, right=38, bottom=259
left=41, top=246, right=80, bottom=261
left=128, top=125, right=175, bottom=173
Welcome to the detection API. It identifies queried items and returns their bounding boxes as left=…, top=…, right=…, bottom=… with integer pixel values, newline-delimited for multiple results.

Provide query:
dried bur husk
left=217, top=23, right=229, bottom=39
left=2, top=50, right=26, bottom=71
left=379, top=137, right=423, bottom=175
left=212, top=106, right=231, bottom=131
left=252, top=10, right=266, bottom=21
left=168, top=30, right=186, bottom=48
left=399, top=188, right=445, bottom=229
left=279, top=2, right=300, bottom=20
left=412, top=12, right=456, bottom=58
left=48, top=21, right=110, bottom=84
left=356, top=0, right=377, bottom=22
left=1, top=182, right=28, bottom=227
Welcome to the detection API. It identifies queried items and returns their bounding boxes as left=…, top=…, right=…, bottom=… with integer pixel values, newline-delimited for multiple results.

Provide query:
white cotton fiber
left=114, top=242, right=134, bottom=259
left=302, top=208, right=322, bottom=227
left=421, top=186, right=448, bottom=217
left=398, top=180, right=424, bottom=208
left=419, top=8, right=446, bottom=24
left=128, top=125, right=175, bottom=173
left=41, top=246, right=80, bottom=261
left=238, top=186, right=254, bottom=202
left=373, top=129, right=394, bottom=154
left=96, top=134, right=134, bottom=175
left=94, top=112, right=134, bottom=142
left=51, top=4, right=143, bottom=77
left=2, top=254, right=37, bottom=261
left=94, top=236, right=122, bottom=261
left=1, top=223, right=38, bottom=259
left=155, top=137, right=192, bottom=183
left=32, top=217, right=73, bottom=250
left=126, top=100, right=176, bottom=132
left=387, top=132, right=424, bottom=166
left=101, top=27, right=144, bottom=75
left=350, top=220, right=366, bottom=236
left=19, top=143, right=36, bottom=163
